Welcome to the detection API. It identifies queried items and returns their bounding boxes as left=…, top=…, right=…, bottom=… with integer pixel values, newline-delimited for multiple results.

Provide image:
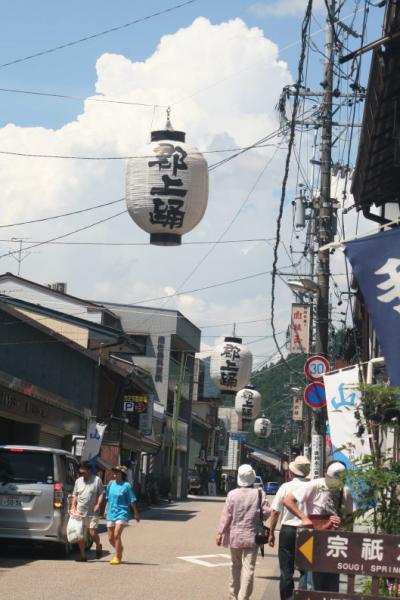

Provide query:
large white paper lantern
left=210, top=336, right=253, bottom=395
left=235, top=386, right=261, bottom=420
left=126, top=118, right=208, bottom=246
left=254, top=417, right=272, bottom=439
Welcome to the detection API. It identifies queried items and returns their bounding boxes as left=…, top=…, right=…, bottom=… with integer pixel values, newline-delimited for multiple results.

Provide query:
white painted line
left=177, top=554, right=232, bottom=568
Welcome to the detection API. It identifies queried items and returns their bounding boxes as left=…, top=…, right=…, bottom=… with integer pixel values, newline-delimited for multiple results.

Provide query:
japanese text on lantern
left=241, top=389, right=255, bottom=419
left=220, top=343, right=241, bottom=388
left=148, top=143, right=188, bottom=230
left=290, top=304, right=310, bottom=354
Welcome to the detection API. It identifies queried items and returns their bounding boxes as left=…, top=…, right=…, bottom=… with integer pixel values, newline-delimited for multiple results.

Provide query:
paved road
left=0, top=496, right=280, bottom=600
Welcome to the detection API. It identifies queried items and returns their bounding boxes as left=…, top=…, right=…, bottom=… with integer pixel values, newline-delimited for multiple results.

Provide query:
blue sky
left=0, top=1, right=386, bottom=365
left=0, top=1, right=382, bottom=129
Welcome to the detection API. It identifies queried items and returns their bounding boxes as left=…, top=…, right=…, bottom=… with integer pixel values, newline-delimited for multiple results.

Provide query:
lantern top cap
left=224, top=336, right=242, bottom=344
left=151, top=108, right=185, bottom=143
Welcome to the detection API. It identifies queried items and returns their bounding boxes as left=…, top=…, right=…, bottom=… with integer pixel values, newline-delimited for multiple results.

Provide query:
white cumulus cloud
left=0, top=17, right=304, bottom=364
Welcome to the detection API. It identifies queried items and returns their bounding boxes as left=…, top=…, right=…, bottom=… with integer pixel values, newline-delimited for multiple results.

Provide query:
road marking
left=177, top=554, right=232, bottom=568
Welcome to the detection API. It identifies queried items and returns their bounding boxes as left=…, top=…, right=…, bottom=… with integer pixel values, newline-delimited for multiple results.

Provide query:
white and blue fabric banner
left=323, top=366, right=370, bottom=469
left=81, top=421, right=107, bottom=462
left=345, top=227, right=400, bottom=385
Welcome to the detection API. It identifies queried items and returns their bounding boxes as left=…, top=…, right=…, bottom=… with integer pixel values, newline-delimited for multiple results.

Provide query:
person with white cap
left=267, top=455, right=311, bottom=600
left=283, top=461, right=354, bottom=592
left=216, top=464, right=271, bottom=600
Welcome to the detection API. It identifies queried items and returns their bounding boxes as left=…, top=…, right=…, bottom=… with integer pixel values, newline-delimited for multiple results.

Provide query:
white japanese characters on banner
left=290, top=304, right=311, bottom=354
left=323, top=365, right=370, bottom=469
left=81, top=421, right=107, bottom=462
left=292, top=396, right=303, bottom=421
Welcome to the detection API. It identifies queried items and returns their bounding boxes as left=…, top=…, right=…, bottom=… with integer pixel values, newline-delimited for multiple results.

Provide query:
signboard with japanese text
left=295, top=530, right=400, bottom=578
left=323, top=366, right=370, bottom=469
left=290, top=304, right=311, bottom=354
left=155, top=336, right=165, bottom=383
left=123, top=395, right=149, bottom=414
left=310, top=433, right=323, bottom=479
left=230, top=432, right=247, bottom=442
left=292, top=396, right=303, bottom=421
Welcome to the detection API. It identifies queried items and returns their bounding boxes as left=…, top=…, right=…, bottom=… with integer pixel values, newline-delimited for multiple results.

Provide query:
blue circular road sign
left=304, top=382, right=326, bottom=409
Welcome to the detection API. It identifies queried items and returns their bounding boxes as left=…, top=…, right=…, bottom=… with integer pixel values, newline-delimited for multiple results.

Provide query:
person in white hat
left=283, top=461, right=354, bottom=592
left=216, top=464, right=271, bottom=600
left=267, top=456, right=311, bottom=600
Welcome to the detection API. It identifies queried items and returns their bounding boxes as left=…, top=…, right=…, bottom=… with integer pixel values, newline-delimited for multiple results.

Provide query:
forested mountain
left=247, top=354, right=307, bottom=453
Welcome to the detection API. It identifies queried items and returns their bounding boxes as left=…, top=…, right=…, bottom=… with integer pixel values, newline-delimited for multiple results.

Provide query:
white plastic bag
left=67, top=515, right=84, bottom=543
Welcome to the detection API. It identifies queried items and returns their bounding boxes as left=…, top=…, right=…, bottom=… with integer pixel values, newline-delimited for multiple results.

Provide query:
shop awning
left=249, top=450, right=281, bottom=470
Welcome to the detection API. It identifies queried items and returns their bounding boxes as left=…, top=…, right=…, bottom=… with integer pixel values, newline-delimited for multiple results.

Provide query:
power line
left=132, top=270, right=273, bottom=304
left=0, top=87, right=166, bottom=108
left=0, top=210, right=126, bottom=260
left=0, top=0, right=199, bottom=70
left=0, top=237, right=274, bottom=246
left=169, top=145, right=282, bottom=300
left=0, top=142, right=281, bottom=161
left=270, top=0, right=314, bottom=378
left=0, top=198, right=124, bottom=229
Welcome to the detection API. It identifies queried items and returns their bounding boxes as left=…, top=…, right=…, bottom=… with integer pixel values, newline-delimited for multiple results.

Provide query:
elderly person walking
left=268, top=455, right=311, bottom=600
left=216, top=464, right=271, bottom=600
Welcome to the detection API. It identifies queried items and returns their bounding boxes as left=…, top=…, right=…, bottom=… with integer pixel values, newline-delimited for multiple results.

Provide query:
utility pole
left=313, top=0, right=335, bottom=477
left=316, top=0, right=334, bottom=355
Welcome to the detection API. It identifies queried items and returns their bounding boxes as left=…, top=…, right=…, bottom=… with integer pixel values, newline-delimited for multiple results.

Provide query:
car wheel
left=54, top=541, right=71, bottom=559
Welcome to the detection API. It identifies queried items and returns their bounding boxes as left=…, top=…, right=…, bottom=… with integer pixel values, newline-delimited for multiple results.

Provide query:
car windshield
left=255, top=477, right=262, bottom=483
left=0, top=450, right=54, bottom=484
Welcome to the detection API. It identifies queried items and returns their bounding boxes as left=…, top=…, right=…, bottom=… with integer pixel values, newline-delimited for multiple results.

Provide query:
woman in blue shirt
left=105, top=465, right=140, bottom=565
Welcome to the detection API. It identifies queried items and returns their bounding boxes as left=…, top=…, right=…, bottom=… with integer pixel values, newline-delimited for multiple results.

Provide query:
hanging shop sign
left=290, top=304, right=311, bottom=354
left=210, top=336, right=253, bottom=395
left=310, top=433, right=324, bottom=479
left=304, top=355, right=330, bottom=382
left=292, top=396, right=303, bottom=421
left=126, top=117, right=208, bottom=246
left=123, top=395, right=149, bottom=414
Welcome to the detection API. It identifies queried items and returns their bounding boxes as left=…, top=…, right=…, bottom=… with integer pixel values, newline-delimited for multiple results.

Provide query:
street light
left=287, top=279, right=320, bottom=294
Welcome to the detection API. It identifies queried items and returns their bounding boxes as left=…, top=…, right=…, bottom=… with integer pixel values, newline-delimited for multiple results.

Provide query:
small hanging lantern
left=210, top=336, right=253, bottom=395
left=235, top=385, right=261, bottom=420
left=126, top=108, right=209, bottom=246
left=254, top=416, right=272, bottom=439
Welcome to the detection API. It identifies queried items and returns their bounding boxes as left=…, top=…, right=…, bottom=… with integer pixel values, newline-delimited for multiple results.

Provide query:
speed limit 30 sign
left=304, top=355, right=330, bottom=382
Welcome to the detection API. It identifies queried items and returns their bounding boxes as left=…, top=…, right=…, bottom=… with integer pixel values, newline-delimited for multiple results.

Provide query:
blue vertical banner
left=344, top=227, right=400, bottom=385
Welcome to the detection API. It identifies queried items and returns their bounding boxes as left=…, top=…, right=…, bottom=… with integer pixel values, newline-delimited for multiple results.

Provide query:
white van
left=0, top=445, right=91, bottom=556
